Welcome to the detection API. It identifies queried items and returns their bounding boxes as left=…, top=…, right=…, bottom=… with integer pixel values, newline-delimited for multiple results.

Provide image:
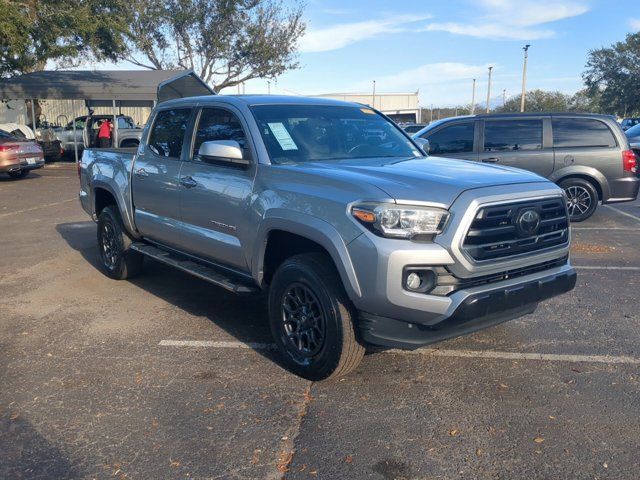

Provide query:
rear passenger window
left=425, top=122, right=474, bottom=154
left=148, top=109, right=191, bottom=158
left=484, top=120, right=542, bottom=151
left=192, top=108, right=248, bottom=160
left=552, top=118, right=616, bottom=148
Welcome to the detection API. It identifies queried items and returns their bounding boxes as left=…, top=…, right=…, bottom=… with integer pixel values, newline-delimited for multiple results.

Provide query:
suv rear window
left=425, top=122, right=474, bottom=154
left=552, top=118, right=616, bottom=148
left=148, top=109, right=192, bottom=158
left=484, top=119, right=542, bottom=151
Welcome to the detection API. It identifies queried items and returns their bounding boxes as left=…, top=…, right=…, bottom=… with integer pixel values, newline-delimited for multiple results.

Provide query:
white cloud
left=425, top=0, right=589, bottom=40
left=631, top=18, right=640, bottom=31
left=347, top=62, right=494, bottom=105
left=299, top=15, right=431, bottom=53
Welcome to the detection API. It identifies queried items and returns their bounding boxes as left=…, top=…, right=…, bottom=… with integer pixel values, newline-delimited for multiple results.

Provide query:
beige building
left=313, top=91, right=421, bottom=123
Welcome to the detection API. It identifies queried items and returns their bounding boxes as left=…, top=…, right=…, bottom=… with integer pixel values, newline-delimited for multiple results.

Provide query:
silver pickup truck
left=79, top=95, right=576, bottom=380
left=57, top=114, right=143, bottom=152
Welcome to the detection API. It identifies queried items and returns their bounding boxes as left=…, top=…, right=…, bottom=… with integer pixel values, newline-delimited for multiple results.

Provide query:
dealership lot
left=1, top=163, right=639, bottom=479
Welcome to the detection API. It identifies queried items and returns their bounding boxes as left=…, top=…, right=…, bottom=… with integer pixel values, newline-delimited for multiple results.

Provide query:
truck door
left=177, top=106, right=256, bottom=271
left=481, top=118, right=554, bottom=177
left=131, top=107, right=193, bottom=248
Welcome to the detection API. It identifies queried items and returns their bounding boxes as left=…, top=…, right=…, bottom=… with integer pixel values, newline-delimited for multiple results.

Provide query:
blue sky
left=90, top=0, right=639, bottom=107
left=233, top=0, right=639, bottom=106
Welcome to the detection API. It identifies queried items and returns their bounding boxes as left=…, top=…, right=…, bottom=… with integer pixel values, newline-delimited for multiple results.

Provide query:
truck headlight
left=351, top=203, right=449, bottom=238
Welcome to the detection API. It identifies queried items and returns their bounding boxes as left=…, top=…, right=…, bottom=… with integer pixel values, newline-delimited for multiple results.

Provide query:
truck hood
left=300, top=156, right=549, bottom=206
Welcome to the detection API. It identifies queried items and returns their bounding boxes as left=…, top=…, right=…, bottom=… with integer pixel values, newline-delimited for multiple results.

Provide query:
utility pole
left=267, top=80, right=271, bottom=94
left=520, top=44, right=530, bottom=112
left=486, top=66, right=493, bottom=114
left=372, top=80, right=376, bottom=109
left=430, top=104, right=433, bottom=123
left=502, top=89, right=506, bottom=106
left=471, top=78, right=476, bottom=115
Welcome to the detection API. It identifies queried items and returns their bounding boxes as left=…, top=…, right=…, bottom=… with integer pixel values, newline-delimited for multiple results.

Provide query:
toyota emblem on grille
left=516, top=209, right=541, bottom=236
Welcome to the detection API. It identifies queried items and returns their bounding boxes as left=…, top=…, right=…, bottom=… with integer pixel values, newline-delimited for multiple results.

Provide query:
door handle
left=481, top=157, right=499, bottom=163
left=180, top=176, right=198, bottom=188
left=134, top=167, right=149, bottom=177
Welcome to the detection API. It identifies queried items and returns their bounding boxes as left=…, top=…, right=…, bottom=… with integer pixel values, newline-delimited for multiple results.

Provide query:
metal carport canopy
left=0, top=69, right=214, bottom=106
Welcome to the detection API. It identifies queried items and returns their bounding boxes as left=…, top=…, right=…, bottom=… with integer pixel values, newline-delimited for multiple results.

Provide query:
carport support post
left=112, top=99, right=118, bottom=148
left=72, top=99, right=78, bottom=164
left=30, top=98, right=36, bottom=132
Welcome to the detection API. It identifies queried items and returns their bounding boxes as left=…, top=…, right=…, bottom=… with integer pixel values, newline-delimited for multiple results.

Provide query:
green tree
left=495, top=89, right=572, bottom=113
left=583, top=32, right=640, bottom=116
left=121, top=0, right=306, bottom=92
left=0, top=0, right=129, bottom=77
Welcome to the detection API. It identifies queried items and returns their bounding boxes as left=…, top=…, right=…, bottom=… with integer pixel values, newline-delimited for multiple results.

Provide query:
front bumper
left=359, top=265, right=576, bottom=349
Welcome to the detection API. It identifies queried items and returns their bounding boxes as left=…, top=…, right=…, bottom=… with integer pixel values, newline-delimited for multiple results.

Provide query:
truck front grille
left=462, top=197, right=569, bottom=262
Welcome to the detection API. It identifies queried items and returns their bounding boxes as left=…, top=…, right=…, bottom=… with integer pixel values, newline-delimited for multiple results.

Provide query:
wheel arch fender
left=91, top=179, right=139, bottom=238
left=549, top=166, right=609, bottom=201
left=252, top=210, right=362, bottom=300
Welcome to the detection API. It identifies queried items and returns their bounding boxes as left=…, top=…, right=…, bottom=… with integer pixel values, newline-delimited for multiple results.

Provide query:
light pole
left=471, top=78, right=476, bottom=115
left=430, top=104, right=433, bottom=123
left=372, top=80, right=376, bottom=109
left=486, top=66, right=493, bottom=114
left=520, top=44, right=530, bottom=112
left=267, top=80, right=271, bottom=94
left=502, top=89, right=506, bottom=106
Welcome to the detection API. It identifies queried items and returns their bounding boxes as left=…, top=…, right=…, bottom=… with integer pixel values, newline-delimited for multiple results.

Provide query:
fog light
left=406, top=272, right=422, bottom=290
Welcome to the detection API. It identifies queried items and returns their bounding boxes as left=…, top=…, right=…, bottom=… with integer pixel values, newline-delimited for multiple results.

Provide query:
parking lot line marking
left=159, top=340, right=640, bottom=365
left=392, top=348, right=640, bottom=365
left=574, top=265, right=640, bottom=271
left=159, top=339, right=276, bottom=349
left=572, top=227, right=640, bottom=231
left=603, top=205, right=640, bottom=223
left=0, top=198, right=75, bottom=218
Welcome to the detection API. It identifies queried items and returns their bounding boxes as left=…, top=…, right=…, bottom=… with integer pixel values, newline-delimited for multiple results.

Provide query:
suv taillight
left=622, top=150, right=637, bottom=173
left=0, top=144, right=19, bottom=152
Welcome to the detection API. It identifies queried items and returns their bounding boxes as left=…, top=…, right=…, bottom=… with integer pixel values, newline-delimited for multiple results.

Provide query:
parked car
left=620, top=118, right=640, bottom=131
left=55, top=114, right=143, bottom=153
left=0, top=129, right=44, bottom=178
left=413, top=113, right=639, bottom=221
left=0, top=122, right=63, bottom=162
left=79, top=95, right=576, bottom=380
left=625, top=123, right=640, bottom=158
left=401, top=124, right=426, bottom=134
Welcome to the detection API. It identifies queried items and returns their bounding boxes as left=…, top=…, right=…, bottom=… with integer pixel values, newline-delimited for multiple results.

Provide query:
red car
left=0, top=129, right=44, bottom=179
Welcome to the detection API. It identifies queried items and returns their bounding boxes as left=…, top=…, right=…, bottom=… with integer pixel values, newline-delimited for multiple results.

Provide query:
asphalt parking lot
left=1, top=163, right=639, bottom=479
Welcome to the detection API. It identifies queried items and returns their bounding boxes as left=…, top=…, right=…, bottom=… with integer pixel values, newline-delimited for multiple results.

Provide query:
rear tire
left=268, top=253, right=365, bottom=381
left=560, top=178, right=598, bottom=222
left=8, top=169, right=29, bottom=179
left=97, top=206, right=143, bottom=280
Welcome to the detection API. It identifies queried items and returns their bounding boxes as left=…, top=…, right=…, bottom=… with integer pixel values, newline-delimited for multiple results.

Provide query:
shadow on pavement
left=0, top=414, right=80, bottom=479
left=55, top=221, right=285, bottom=369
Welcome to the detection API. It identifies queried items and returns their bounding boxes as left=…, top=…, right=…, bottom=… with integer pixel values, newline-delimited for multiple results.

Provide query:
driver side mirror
left=414, top=137, right=430, bottom=155
left=198, top=140, right=249, bottom=167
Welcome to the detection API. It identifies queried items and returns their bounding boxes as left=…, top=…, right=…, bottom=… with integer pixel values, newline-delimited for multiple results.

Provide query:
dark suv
left=413, top=113, right=639, bottom=221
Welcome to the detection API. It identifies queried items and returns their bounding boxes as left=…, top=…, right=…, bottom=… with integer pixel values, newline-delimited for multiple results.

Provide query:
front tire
left=268, top=253, right=365, bottom=381
left=560, top=178, right=598, bottom=222
left=97, top=206, right=143, bottom=280
left=8, top=169, right=29, bottom=179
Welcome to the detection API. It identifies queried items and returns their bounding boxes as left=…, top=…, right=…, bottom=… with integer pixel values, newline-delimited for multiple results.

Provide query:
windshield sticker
left=267, top=122, right=298, bottom=151
left=360, top=108, right=375, bottom=114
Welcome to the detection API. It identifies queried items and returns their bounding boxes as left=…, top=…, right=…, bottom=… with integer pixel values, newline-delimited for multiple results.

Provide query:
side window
left=192, top=107, right=248, bottom=160
left=118, top=117, right=136, bottom=129
left=424, top=122, right=474, bottom=154
left=147, top=108, right=192, bottom=158
left=484, top=120, right=542, bottom=151
left=552, top=118, right=616, bottom=148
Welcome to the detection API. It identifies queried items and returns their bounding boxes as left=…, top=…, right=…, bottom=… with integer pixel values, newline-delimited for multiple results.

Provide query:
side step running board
left=130, top=243, right=259, bottom=295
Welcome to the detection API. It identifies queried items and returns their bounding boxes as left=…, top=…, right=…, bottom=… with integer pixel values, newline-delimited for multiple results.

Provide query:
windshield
left=250, top=104, right=423, bottom=164
left=626, top=123, right=640, bottom=137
